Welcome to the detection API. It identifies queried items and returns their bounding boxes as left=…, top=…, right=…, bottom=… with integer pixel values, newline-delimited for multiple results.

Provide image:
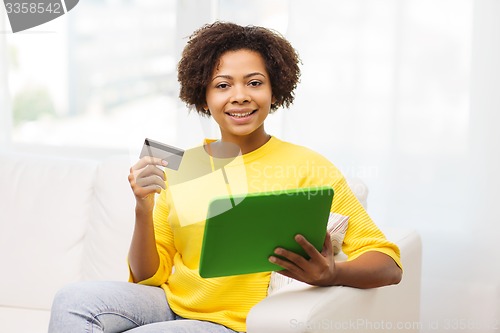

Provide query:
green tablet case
left=199, top=185, right=334, bottom=278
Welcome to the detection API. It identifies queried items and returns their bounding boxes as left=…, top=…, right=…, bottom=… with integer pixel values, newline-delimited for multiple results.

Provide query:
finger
left=272, top=263, right=312, bottom=284
left=132, top=156, right=168, bottom=171
left=137, top=164, right=166, bottom=181
left=321, top=232, right=334, bottom=256
left=294, top=234, right=324, bottom=262
left=268, top=254, right=304, bottom=274
left=272, top=247, right=309, bottom=268
left=134, top=184, right=164, bottom=199
left=275, top=269, right=296, bottom=279
left=136, top=175, right=167, bottom=191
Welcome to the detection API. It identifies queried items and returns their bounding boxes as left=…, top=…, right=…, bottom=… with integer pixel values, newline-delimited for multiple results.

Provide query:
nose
left=230, top=84, right=251, bottom=104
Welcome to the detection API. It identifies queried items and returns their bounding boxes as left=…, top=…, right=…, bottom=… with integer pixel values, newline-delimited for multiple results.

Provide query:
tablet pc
left=199, top=185, right=334, bottom=278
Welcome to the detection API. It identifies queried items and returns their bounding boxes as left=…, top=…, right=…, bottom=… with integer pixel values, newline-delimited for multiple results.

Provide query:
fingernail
left=269, top=256, right=276, bottom=263
left=162, top=160, right=168, bottom=166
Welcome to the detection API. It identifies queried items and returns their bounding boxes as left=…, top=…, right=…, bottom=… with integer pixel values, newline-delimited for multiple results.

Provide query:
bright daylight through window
left=3, top=1, right=178, bottom=150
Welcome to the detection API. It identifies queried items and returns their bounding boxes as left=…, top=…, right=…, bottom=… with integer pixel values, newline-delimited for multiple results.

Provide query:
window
left=2, top=0, right=178, bottom=151
left=1, top=0, right=471, bottom=159
left=1, top=0, right=293, bottom=152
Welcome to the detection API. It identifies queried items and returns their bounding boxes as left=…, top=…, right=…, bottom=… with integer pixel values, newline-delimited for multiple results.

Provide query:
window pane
left=7, top=0, right=178, bottom=150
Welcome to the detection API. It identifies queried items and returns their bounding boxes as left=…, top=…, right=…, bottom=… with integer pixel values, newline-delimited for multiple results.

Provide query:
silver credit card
left=139, top=138, right=184, bottom=170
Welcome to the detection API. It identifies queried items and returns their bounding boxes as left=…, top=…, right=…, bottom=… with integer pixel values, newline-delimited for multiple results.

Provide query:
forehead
left=213, top=49, right=268, bottom=76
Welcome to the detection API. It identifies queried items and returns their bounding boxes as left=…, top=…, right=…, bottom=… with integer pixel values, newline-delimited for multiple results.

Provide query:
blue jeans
left=48, top=281, right=242, bottom=333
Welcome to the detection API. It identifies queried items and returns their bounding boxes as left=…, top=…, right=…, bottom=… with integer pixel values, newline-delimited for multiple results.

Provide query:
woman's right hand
left=128, top=157, right=168, bottom=211
left=128, top=157, right=166, bottom=281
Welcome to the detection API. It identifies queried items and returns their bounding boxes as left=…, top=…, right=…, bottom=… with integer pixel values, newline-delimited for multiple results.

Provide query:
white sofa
left=0, top=149, right=421, bottom=333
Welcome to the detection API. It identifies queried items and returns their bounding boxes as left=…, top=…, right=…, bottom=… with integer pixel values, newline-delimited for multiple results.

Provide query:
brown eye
left=215, top=82, right=230, bottom=89
left=249, top=81, right=262, bottom=87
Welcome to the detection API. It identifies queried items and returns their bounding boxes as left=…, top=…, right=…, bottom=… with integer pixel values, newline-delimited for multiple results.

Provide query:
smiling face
left=205, top=49, right=274, bottom=150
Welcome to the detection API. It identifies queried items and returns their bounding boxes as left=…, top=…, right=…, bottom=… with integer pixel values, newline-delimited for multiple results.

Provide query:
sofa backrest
left=0, top=151, right=97, bottom=310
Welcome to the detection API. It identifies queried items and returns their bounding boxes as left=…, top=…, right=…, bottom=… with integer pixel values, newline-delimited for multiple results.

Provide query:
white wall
left=465, top=0, right=500, bottom=328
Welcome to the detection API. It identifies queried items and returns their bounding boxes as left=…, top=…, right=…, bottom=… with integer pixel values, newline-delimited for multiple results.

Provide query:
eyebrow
left=211, top=72, right=266, bottom=81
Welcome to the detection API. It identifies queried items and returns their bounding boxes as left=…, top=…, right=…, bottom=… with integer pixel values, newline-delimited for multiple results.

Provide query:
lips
left=225, top=109, right=257, bottom=119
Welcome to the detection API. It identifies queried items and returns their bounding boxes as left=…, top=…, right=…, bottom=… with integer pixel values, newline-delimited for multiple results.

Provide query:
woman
left=49, top=21, right=402, bottom=333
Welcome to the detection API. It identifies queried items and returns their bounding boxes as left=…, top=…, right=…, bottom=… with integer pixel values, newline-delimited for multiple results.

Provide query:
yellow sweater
left=132, top=136, right=401, bottom=332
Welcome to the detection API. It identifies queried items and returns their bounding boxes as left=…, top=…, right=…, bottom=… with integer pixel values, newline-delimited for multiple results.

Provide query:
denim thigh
left=48, top=280, right=174, bottom=333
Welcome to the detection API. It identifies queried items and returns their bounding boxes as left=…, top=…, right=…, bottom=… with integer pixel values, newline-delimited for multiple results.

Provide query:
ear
left=270, top=96, right=278, bottom=110
left=271, top=96, right=278, bottom=107
left=202, top=104, right=211, bottom=115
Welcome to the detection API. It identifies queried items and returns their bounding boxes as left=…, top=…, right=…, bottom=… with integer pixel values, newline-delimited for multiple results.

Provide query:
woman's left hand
left=269, top=233, right=337, bottom=286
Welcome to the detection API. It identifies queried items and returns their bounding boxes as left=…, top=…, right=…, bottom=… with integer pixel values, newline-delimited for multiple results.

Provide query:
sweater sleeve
left=128, top=188, right=176, bottom=285
left=331, top=175, right=402, bottom=269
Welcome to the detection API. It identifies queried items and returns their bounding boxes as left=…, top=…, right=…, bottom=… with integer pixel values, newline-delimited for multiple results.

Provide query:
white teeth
left=229, top=111, right=253, bottom=118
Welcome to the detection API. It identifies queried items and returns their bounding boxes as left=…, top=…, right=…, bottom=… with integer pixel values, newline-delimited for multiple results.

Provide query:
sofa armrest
left=247, top=229, right=422, bottom=333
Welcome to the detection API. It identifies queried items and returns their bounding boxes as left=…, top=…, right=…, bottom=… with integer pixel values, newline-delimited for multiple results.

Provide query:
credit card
left=139, top=138, right=184, bottom=170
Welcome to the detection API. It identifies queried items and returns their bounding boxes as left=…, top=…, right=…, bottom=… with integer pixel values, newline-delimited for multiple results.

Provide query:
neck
left=220, top=127, right=271, bottom=155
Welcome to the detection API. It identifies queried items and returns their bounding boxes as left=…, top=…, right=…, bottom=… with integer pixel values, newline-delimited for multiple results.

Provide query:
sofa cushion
left=83, top=155, right=136, bottom=281
left=0, top=151, right=98, bottom=310
left=0, top=306, right=50, bottom=333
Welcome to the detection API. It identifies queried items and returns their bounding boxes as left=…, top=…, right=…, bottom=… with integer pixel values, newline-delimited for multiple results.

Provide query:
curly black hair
left=177, top=21, right=301, bottom=116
